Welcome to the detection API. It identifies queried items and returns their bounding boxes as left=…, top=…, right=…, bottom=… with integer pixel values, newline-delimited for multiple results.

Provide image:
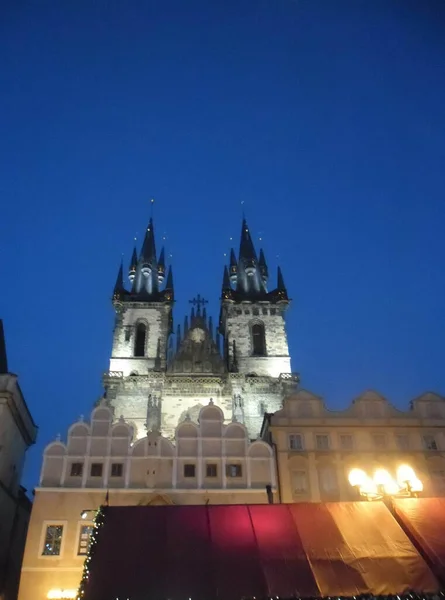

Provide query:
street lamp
left=348, top=464, right=423, bottom=500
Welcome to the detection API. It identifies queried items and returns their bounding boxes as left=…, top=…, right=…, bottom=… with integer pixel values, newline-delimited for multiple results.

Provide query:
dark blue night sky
left=1, top=0, right=445, bottom=490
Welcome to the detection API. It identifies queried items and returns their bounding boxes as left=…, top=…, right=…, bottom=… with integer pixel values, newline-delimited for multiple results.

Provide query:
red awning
left=393, top=497, right=445, bottom=586
left=83, top=502, right=438, bottom=600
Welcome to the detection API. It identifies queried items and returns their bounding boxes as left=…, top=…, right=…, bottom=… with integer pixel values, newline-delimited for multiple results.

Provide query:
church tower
left=219, top=218, right=291, bottom=378
left=104, top=213, right=174, bottom=437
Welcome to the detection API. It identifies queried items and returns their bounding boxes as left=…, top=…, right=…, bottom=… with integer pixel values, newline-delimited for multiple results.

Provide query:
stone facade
left=262, top=389, right=445, bottom=504
left=0, top=321, right=38, bottom=600
left=105, top=215, right=297, bottom=441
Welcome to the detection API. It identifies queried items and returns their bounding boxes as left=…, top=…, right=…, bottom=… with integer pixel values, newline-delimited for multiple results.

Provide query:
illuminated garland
left=76, top=505, right=107, bottom=600
left=110, top=593, right=445, bottom=600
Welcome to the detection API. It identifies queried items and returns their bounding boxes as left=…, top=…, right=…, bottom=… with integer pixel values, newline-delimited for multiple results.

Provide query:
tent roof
left=394, top=497, right=445, bottom=587
left=82, top=502, right=439, bottom=600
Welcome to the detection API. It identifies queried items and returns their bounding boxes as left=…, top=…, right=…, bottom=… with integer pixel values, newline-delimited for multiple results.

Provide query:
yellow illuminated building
left=261, top=389, right=445, bottom=503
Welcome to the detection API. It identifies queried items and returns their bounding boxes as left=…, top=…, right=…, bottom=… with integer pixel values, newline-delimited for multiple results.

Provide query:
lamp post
left=348, top=464, right=423, bottom=501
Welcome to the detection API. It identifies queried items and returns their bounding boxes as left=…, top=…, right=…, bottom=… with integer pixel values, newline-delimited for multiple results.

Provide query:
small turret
left=157, top=247, right=166, bottom=284
left=221, top=266, right=233, bottom=301
left=164, top=265, right=174, bottom=302
left=229, top=248, right=238, bottom=285
left=0, top=320, right=8, bottom=374
left=129, top=248, right=138, bottom=282
left=113, top=261, right=125, bottom=303
left=239, top=219, right=257, bottom=276
left=140, top=218, right=156, bottom=278
left=259, top=249, right=268, bottom=285
left=276, top=266, right=288, bottom=302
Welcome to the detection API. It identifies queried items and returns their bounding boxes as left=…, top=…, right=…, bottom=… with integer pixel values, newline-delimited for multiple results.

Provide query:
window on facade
left=206, top=464, right=217, bottom=477
left=134, top=323, right=147, bottom=357
left=90, top=463, right=103, bottom=477
left=339, top=434, right=353, bottom=450
left=270, top=308, right=276, bottom=316
left=124, top=327, right=132, bottom=342
left=423, top=435, right=438, bottom=451
left=70, top=462, right=83, bottom=477
left=319, top=466, right=338, bottom=493
left=262, top=308, right=268, bottom=315
left=111, top=463, right=123, bottom=477
left=289, top=434, right=304, bottom=451
left=316, top=434, right=330, bottom=450
left=77, top=525, right=93, bottom=556
left=252, top=308, right=259, bottom=316
left=184, top=464, right=196, bottom=478
left=372, top=434, right=387, bottom=450
left=291, top=471, right=307, bottom=495
left=244, top=309, right=250, bottom=315
left=251, top=322, right=266, bottom=356
left=236, top=309, right=242, bottom=315
left=42, top=525, right=63, bottom=556
left=226, top=464, right=242, bottom=477
left=396, top=435, right=410, bottom=451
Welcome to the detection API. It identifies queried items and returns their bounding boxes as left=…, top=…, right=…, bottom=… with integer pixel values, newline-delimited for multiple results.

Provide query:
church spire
left=140, top=217, right=157, bottom=266
left=129, top=247, right=138, bottom=282
left=258, top=248, right=268, bottom=285
left=0, top=320, right=8, bottom=374
left=113, top=260, right=125, bottom=302
left=157, top=247, right=166, bottom=284
left=239, top=218, right=257, bottom=265
left=164, top=265, right=174, bottom=300
left=276, top=266, right=288, bottom=301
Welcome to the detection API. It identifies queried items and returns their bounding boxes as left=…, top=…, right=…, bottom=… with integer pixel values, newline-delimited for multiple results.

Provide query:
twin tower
left=105, top=214, right=298, bottom=440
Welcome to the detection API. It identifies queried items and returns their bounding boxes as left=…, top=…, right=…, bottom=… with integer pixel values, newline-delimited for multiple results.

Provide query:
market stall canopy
left=82, top=502, right=438, bottom=600
left=393, top=497, right=445, bottom=587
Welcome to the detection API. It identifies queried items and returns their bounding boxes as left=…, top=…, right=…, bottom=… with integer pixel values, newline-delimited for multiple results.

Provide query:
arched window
left=251, top=322, right=266, bottom=356
left=134, top=323, right=147, bottom=357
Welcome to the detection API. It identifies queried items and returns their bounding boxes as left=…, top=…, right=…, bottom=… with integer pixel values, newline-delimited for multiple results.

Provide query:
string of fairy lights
left=76, top=506, right=107, bottom=600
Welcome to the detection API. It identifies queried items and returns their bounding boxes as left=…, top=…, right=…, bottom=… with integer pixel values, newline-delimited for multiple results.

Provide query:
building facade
left=262, top=389, right=445, bottom=504
left=19, top=401, right=275, bottom=600
left=0, top=320, right=38, bottom=600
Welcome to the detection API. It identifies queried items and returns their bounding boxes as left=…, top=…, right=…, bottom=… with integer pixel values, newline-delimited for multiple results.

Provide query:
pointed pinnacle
left=239, top=217, right=257, bottom=263
left=113, top=260, right=124, bottom=294
left=230, top=248, right=237, bottom=267
left=277, top=266, right=287, bottom=295
left=184, top=315, right=189, bottom=335
left=165, top=265, right=174, bottom=289
left=222, top=265, right=231, bottom=290
left=0, top=320, right=8, bottom=374
left=130, top=247, right=138, bottom=268
left=158, top=247, right=165, bottom=268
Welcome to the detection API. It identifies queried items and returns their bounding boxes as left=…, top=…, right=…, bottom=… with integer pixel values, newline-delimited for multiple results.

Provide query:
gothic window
left=134, top=323, right=147, bottom=357
left=251, top=322, right=266, bottom=356
left=262, top=308, right=268, bottom=315
left=253, top=308, right=259, bottom=316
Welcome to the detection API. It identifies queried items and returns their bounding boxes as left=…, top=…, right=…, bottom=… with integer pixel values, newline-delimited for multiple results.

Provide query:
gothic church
left=106, top=214, right=299, bottom=441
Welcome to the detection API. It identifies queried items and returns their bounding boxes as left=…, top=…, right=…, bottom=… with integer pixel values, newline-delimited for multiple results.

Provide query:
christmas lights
left=76, top=505, right=107, bottom=600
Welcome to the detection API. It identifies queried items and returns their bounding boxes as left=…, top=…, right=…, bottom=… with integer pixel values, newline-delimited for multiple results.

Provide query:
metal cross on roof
left=189, top=294, right=208, bottom=310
